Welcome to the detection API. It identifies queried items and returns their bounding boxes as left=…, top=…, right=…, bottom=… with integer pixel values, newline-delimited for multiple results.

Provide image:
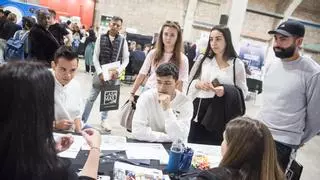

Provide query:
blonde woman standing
left=129, top=21, right=189, bottom=99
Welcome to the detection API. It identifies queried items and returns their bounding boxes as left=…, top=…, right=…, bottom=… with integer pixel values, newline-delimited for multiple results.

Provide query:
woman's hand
left=213, top=86, right=224, bottom=97
left=195, top=81, right=214, bottom=91
left=55, top=134, right=74, bottom=153
left=81, top=128, right=101, bottom=149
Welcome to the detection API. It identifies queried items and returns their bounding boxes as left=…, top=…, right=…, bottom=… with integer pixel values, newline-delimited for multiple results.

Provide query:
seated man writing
left=51, top=46, right=83, bottom=133
left=132, top=63, right=193, bottom=142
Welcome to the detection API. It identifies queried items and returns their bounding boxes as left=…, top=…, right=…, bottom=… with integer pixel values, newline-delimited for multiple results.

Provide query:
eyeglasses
left=165, top=20, right=181, bottom=29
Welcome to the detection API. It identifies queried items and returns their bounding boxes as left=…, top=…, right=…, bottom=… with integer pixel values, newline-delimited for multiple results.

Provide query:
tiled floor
left=75, top=59, right=320, bottom=179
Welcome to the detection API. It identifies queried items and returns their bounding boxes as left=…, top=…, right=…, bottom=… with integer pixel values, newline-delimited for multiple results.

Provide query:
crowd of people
left=0, top=6, right=320, bottom=180
left=0, top=9, right=96, bottom=66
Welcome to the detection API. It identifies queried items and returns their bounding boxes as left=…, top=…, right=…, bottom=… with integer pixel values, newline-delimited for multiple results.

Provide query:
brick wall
left=247, top=0, right=278, bottom=12
left=241, top=12, right=275, bottom=41
left=194, top=1, right=220, bottom=24
left=94, top=0, right=188, bottom=36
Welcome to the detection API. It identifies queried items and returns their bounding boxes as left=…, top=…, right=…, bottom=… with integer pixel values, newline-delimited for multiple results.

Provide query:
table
left=70, top=139, right=170, bottom=177
left=65, top=135, right=221, bottom=179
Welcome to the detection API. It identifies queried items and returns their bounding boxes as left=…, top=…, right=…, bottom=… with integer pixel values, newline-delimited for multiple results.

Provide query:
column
left=227, top=0, right=248, bottom=51
left=182, top=0, right=198, bottom=42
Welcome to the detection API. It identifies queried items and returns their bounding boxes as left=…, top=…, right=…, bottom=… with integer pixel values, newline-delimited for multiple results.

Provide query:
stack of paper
left=113, top=161, right=164, bottom=180
left=101, top=61, right=121, bottom=81
left=125, top=143, right=169, bottom=164
left=81, top=135, right=127, bottom=151
left=53, top=133, right=85, bottom=159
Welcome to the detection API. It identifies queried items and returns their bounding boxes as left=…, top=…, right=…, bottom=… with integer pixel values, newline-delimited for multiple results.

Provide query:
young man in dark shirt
left=48, top=9, right=70, bottom=46
left=28, top=9, right=60, bottom=66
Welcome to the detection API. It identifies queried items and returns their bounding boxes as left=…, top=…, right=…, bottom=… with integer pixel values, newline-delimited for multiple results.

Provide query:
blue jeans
left=82, top=86, right=108, bottom=123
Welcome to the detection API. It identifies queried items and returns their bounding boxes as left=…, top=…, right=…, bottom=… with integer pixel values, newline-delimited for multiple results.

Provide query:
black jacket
left=197, top=167, right=241, bottom=180
left=29, top=24, right=60, bottom=66
left=0, top=21, right=22, bottom=40
left=201, top=84, right=246, bottom=132
left=129, top=50, right=146, bottom=74
left=49, top=23, right=69, bottom=45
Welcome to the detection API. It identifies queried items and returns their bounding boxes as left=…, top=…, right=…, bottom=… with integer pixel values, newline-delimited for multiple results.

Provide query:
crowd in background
left=0, top=6, right=319, bottom=180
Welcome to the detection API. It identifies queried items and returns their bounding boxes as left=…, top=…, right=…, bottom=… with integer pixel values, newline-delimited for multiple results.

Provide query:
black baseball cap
left=268, top=20, right=305, bottom=37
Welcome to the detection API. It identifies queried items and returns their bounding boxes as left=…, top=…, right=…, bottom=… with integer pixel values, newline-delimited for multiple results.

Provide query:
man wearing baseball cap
left=257, top=20, right=320, bottom=171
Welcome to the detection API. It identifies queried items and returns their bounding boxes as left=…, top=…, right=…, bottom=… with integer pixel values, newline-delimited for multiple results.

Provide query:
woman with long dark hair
left=0, top=62, right=101, bottom=180
left=197, top=117, right=284, bottom=180
left=129, top=21, right=189, bottom=98
left=84, top=29, right=97, bottom=73
left=187, top=25, right=248, bottom=145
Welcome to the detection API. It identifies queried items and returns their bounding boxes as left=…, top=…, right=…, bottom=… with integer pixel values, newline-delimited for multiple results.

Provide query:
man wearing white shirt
left=82, top=16, right=129, bottom=132
left=51, top=46, right=82, bottom=133
left=132, top=63, right=193, bottom=142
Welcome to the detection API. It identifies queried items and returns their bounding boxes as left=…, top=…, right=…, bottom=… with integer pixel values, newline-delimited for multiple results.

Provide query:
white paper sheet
left=113, top=161, right=164, bottom=180
left=125, top=143, right=169, bottom=165
left=97, top=176, right=110, bottom=180
left=81, top=135, right=127, bottom=151
left=101, top=61, right=121, bottom=81
left=186, top=143, right=222, bottom=168
left=53, top=133, right=85, bottom=159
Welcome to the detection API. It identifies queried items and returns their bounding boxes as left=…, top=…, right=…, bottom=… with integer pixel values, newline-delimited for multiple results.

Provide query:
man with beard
left=257, top=20, right=320, bottom=171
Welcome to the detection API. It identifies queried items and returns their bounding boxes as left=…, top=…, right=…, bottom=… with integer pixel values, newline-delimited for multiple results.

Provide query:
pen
left=78, top=168, right=105, bottom=175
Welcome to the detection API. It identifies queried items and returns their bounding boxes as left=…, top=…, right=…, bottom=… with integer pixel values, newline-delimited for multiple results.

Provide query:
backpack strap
left=116, top=35, right=124, bottom=63
left=20, top=31, right=30, bottom=41
left=233, top=58, right=236, bottom=86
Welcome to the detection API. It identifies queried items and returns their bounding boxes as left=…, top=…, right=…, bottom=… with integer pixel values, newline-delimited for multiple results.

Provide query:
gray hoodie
left=257, top=56, right=320, bottom=146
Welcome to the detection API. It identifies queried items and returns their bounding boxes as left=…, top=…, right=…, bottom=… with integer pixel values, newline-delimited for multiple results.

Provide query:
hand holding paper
left=101, top=62, right=121, bottom=81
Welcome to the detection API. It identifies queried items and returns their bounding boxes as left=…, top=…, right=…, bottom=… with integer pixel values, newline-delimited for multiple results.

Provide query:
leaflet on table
left=78, top=171, right=110, bottom=180
left=53, top=133, right=85, bottom=159
left=81, top=135, right=127, bottom=151
left=101, top=61, right=121, bottom=81
left=125, top=143, right=169, bottom=165
left=113, top=161, right=164, bottom=180
left=97, top=176, right=110, bottom=180
left=186, top=143, right=222, bottom=168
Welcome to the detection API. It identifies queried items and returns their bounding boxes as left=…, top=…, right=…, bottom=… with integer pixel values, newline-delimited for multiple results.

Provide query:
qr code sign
left=103, top=90, right=118, bottom=105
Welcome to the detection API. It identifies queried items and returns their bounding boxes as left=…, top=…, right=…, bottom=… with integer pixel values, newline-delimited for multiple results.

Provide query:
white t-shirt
left=139, top=49, right=189, bottom=91
left=54, top=77, right=82, bottom=123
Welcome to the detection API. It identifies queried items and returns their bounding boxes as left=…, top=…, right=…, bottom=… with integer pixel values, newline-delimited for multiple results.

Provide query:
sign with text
left=100, top=80, right=120, bottom=111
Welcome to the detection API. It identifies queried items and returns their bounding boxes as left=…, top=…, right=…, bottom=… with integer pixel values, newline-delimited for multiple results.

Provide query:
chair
left=246, top=78, right=263, bottom=103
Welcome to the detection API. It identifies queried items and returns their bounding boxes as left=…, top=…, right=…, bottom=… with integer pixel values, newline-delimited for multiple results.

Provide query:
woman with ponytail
left=197, top=117, right=284, bottom=180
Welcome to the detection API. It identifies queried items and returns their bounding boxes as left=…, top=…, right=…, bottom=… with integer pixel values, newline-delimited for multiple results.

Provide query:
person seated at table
left=132, top=63, right=193, bottom=142
left=197, top=117, right=284, bottom=180
left=0, top=61, right=101, bottom=180
left=51, top=46, right=83, bottom=133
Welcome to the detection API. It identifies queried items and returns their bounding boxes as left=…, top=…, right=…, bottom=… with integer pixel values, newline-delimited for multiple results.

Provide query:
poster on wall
left=0, top=0, right=47, bottom=24
left=239, top=42, right=266, bottom=79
